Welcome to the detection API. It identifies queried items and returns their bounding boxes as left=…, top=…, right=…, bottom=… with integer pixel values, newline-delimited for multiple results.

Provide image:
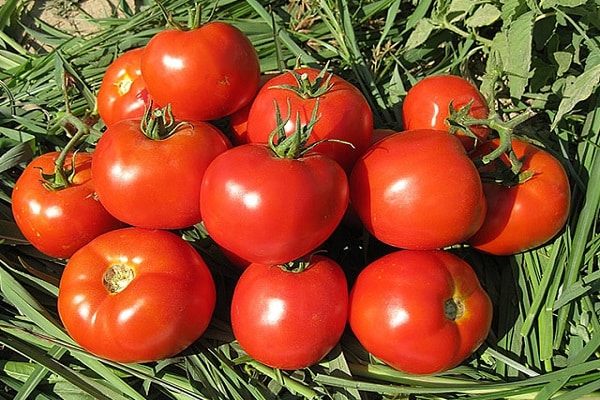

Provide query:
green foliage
left=1, top=0, right=599, bottom=398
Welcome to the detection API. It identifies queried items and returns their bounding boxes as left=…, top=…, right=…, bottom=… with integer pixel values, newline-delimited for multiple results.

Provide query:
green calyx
left=268, top=99, right=321, bottom=159
left=140, top=103, right=187, bottom=141
left=270, top=66, right=334, bottom=100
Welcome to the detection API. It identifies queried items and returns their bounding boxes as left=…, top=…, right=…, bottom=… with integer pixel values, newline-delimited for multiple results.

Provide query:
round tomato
left=97, top=47, right=153, bottom=127
left=231, top=255, right=348, bottom=370
left=11, top=152, right=124, bottom=259
left=468, top=138, right=571, bottom=255
left=350, top=129, right=486, bottom=250
left=140, top=21, right=260, bottom=121
left=245, top=67, right=373, bottom=172
left=402, top=75, right=490, bottom=150
left=200, top=143, right=349, bottom=265
left=348, top=249, right=493, bottom=375
left=58, top=227, right=216, bottom=363
left=92, top=110, right=231, bottom=229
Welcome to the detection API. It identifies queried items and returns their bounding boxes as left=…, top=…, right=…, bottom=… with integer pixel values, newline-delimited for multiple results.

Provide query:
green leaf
left=505, top=10, right=535, bottom=99
left=404, top=18, right=436, bottom=51
left=552, top=64, right=600, bottom=129
left=466, top=4, right=502, bottom=28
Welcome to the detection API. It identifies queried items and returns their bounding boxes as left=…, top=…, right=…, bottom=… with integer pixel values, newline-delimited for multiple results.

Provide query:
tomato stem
left=269, top=65, right=334, bottom=99
left=140, top=103, right=186, bottom=140
left=103, top=264, right=135, bottom=294
left=155, top=0, right=202, bottom=31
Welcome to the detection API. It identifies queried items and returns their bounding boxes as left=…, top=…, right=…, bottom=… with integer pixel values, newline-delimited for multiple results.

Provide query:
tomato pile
left=10, top=17, right=572, bottom=374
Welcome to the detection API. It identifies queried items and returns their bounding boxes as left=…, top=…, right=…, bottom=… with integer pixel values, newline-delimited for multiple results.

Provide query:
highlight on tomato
left=402, top=74, right=490, bottom=150
left=245, top=67, right=373, bottom=172
left=467, top=137, right=571, bottom=255
left=57, top=227, right=216, bottom=363
left=91, top=105, right=231, bottom=229
left=230, top=255, right=348, bottom=370
left=350, top=129, right=486, bottom=250
left=348, top=249, right=493, bottom=375
left=96, top=47, right=154, bottom=127
left=140, top=19, right=261, bottom=121
left=11, top=151, right=125, bottom=259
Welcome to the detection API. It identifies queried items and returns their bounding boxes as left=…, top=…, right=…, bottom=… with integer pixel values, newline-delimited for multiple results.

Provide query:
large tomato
left=230, top=255, right=348, bottom=370
left=140, top=21, right=260, bottom=121
left=245, top=67, right=373, bottom=172
left=11, top=152, right=124, bottom=259
left=350, top=129, right=486, bottom=250
left=468, top=138, right=571, bottom=255
left=200, top=143, right=349, bottom=265
left=92, top=108, right=231, bottom=229
left=402, top=75, right=490, bottom=150
left=58, top=227, right=216, bottom=363
left=348, top=249, right=493, bottom=375
left=97, top=47, right=153, bottom=127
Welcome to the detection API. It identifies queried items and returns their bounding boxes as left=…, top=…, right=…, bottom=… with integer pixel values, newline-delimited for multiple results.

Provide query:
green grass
left=1, top=0, right=599, bottom=398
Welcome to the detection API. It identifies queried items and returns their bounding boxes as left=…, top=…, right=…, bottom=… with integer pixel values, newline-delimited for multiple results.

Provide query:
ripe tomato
left=245, top=68, right=373, bottom=172
left=11, top=152, right=124, bottom=259
left=468, top=138, right=571, bottom=255
left=350, top=129, right=486, bottom=250
left=58, top=227, right=216, bottom=363
left=97, top=47, right=153, bottom=127
left=200, top=143, right=349, bottom=265
left=402, top=75, right=490, bottom=150
left=140, top=21, right=261, bottom=121
left=348, top=249, right=493, bottom=375
left=230, top=255, right=348, bottom=370
left=92, top=110, right=231, bottom=229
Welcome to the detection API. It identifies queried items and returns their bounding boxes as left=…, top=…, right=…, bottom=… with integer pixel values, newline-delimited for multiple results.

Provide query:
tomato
left=350, top=129, right=486, bottom=250
left=230, top=255, right=348, bottom=370
left=92, top=109, right=231, bottom=229
left=467, top=138, right=571, bottom=255
left=402, top=75, right=490, bottom=150
left=200, top=143, right=349, bottom=265
left=140, top=21, right=261, bottom=121
left=11, top=152, right=124, bottom=259
left=57, top=227, right=216, bottom=363
left=245, top=68, right=373, bottom=172
left=348, top=249, right=493, bottom=375
left=97, top=47, right=153, bottom=127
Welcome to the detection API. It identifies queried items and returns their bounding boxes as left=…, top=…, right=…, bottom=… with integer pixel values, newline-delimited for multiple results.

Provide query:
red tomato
left=58, top=227, right=216, bottom=363
left=350, top=129, right=486, bottom=250
left=11, top=152, right=124, bottom=259
left=245, top=68, right=373, bottom=172
left=348, top=249, right=493, bottom=375
left=402, top=75, right=490, bottom=150
left=200, top=143, right=349, bottom=264
left=140, top=21, right=261, bottom=121
left=92, top=114, right=231, bottom=229
left=231, top=255, right=348, bottom=369
left=468, top=138, right=571, bottom=255
left=97, top=47, right=153, bottom=126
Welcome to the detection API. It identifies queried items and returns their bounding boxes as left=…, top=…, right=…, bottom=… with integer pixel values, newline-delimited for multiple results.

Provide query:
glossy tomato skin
left=200, top=143, right=349, bottom=265
left=140, top=22, right=261, bottom=121
left=468, top=138, right=571, bottom=255
left=350, top=129, right=486, bottom=250
left=231, top=255, right=348, bottom=370
left=402, top=75, right=490, bottom=150
left=92, top=118, right=231, bottom=229
left=348, top=249, right=493, bottom=375
left=11, top=152, right=125, bottom=259
left=245, top=68, right=373, bottom=172
left=97, top=47, right=153, bottom=126
left=58, top=227, right=216, bottom=363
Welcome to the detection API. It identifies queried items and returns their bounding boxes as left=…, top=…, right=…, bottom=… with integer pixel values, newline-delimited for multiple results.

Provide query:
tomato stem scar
left=444, top=298, right=465, bottom=321
left=103, top=264, right=135, bottom=294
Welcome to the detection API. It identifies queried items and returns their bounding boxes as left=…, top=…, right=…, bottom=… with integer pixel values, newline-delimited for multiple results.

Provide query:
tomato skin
left=402, top=75, right=490, bottom=150
left=11, top=152, right=125, bottom=259
left=230, top=255, right=348, bottom=370
left=350, top=129, right=486, bottom=250
left=348, top=249, right=492, bottom=375
left=97, top=48, right=153, bottom=127
left=200, top=143, right=349, bottom=264
left=245, top=68, right=373, bottom=172
left=468, top=138, right=571, bottom=255
left=92, top=118, right=230, bottom=229
left=58, top=227, right=216, bottom=363
left=140, top=22, right=261, bottom=121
